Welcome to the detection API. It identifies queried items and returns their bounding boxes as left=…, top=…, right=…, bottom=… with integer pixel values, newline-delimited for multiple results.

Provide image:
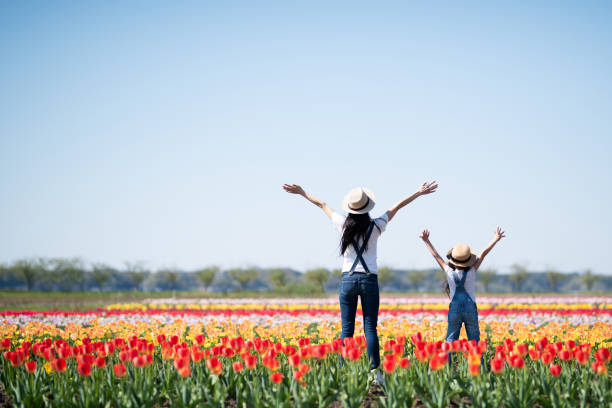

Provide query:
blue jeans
left=339, top=272, right=380, bottom=369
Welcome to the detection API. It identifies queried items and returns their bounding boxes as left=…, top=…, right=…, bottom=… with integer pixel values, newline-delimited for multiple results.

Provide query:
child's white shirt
left=444, top=264, right=477, bottom=303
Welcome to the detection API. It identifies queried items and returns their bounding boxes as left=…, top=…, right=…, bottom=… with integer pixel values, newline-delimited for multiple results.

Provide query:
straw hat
left=446, top=243, right=477, bottom=268
left=342, top=187, right=376, bottom=214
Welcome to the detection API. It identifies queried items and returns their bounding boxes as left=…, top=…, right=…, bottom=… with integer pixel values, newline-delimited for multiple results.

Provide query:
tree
left=408, top=270, right=426, bottom=292
left=509, top=264, right=529, bottom=292
left=377, top=267, right=395, bottom=290
left=305, top=268, right=330, bottom=293
left=91, top=263, right=112, bottom=292
left=50, top=258, right=86, bottom=292
left=228, top=268, right=258, bottom=291
left=479, top=268, right=497, bottom=292
left=581, top=269, right=600, bottom=292
left=125, top=261, right=149, bottom=291
left=331, top=268, right=343, bottom=279
left=545, top=269, right=566, bottom=292
left=160, top=269, right=179, bottom=290
left=195, top=266, right=219, bottom=291
left=268, top=268, right=287, bottom=291
left=12, top=258, right=43, bottom=291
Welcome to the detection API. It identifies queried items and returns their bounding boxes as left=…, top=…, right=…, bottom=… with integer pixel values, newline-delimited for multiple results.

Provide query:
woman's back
left=331, top=212, right=388, bottom=274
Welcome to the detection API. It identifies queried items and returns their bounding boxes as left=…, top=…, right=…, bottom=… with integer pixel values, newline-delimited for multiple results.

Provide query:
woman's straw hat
left=342, top=187, right=376, bottom=214
left=446, top=243, right=477, bottom=268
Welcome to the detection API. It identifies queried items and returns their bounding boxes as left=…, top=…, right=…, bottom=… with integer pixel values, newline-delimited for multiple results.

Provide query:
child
left=420, top=227, right=505, bottom=362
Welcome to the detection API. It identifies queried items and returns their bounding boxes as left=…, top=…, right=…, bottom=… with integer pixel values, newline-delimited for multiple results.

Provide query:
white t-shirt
left=444, top=264, right=477, bottom=303
left=331, top=212, right=389, bottom=274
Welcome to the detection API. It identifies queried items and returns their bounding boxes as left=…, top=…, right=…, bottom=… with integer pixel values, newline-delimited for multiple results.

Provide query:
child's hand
left=420, top=229, right=431, bottom=241
left=494, top=227, right=506, bottom=242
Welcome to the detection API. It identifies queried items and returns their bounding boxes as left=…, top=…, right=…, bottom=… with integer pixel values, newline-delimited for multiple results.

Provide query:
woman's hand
left=283, top=184, right=305, bottom=196
left=420, top=229, right=431, bottom=241
left=418, top=181, right=438, bottom=196
left=494, top=227, right=506, bottom=242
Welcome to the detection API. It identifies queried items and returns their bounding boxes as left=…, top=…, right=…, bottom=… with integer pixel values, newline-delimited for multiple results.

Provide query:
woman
left=283, top=181, right=438, bottom=382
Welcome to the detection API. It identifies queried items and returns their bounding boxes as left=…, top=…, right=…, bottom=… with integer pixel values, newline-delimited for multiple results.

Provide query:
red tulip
left=595, top=348, right=610, bottom=363
left=429, top=352, right=447, bottom=371
left=270, top=372, right=283, bottom=384
left=528, top=348, right=541, bottom=361
left=574, top=350, right=589, bottom=365
left=78, top=362, right=92, bottom=377
left=469, top=363, right=480, bottom=376
left=343, top=347, right=361, bottom=362
left=95, top=356, right=106, bottom=368
left=1, top=338, right=10, bottom=350
left=558, top=349, right=572, bottom=362
left=25, top=360, right=36, bottom=373
left=399, top=357, right=410, bottom=369
left=119, top=351, right=129, bottom=362
left=173, top=357, right=188, bottom=371
left=541, top=352, right=554, bottom=365
left=132, top=355, right=146, bottom=368
left=232, top=361, right=244, bottom=372
left=51, top=358, right=67, bottom=373
left=206, top=357, right=223, bottom=375
left=244, top=354, right=257, bottom=370
left=515, top=343, right=528, bottom=357
left=288, top=353, right=301, bottom=368
left=549, top=364, right=562, bottom=376
left=178, top=366, right=191, bottom=377
left=104, top=342, right=115, bottom=355
left=535, top=337, right=548, bottom=351
left=592, top=361, right=607, bottom=375
left=382, top=356, right=396, bottom=374
left=113, top=363, right=126, bottom=377
left=510, top=356, right=524, bottom=369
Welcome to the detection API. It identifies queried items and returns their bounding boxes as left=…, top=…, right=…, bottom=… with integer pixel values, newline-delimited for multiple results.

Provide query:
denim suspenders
left=451, top=269, right=472, bottom=303
left=348, top=221, right=376, bottom=275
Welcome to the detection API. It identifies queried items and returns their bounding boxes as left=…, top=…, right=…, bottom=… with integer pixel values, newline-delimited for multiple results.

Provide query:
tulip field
left=1, top=296, right=611, bottom=407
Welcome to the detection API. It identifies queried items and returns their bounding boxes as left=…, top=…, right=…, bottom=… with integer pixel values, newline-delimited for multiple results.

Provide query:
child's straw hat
left=446, top=244, right=477, bottom=268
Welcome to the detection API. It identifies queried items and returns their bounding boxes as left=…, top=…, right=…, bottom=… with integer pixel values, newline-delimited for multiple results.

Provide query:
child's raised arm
left=420, top=229, right=446, bottom=272
left=473, top=227, right=506, bottom=271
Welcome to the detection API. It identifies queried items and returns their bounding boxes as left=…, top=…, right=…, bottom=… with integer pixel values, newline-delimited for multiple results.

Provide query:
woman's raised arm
left=386, top=181, right=438, bottom=222
left=283, top=184, right=334, bottom=219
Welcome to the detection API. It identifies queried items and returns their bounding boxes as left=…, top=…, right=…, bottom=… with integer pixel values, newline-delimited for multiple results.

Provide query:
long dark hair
left=444, top=263, right=471, bottom=298
left=340, top=213, right=377, bottom=255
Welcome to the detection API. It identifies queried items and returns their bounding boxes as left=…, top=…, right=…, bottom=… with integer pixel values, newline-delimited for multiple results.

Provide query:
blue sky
left=1, top=1, right=611, bottom=274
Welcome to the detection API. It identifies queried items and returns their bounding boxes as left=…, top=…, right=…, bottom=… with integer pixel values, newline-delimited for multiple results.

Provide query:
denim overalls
left=339, top=221, right=381, bottom=370
left=445, top=268, right=480, bottom=345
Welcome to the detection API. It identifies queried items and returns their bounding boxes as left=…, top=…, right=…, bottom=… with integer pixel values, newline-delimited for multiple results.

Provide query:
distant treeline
left=0, top=258, right=609, bottom=294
